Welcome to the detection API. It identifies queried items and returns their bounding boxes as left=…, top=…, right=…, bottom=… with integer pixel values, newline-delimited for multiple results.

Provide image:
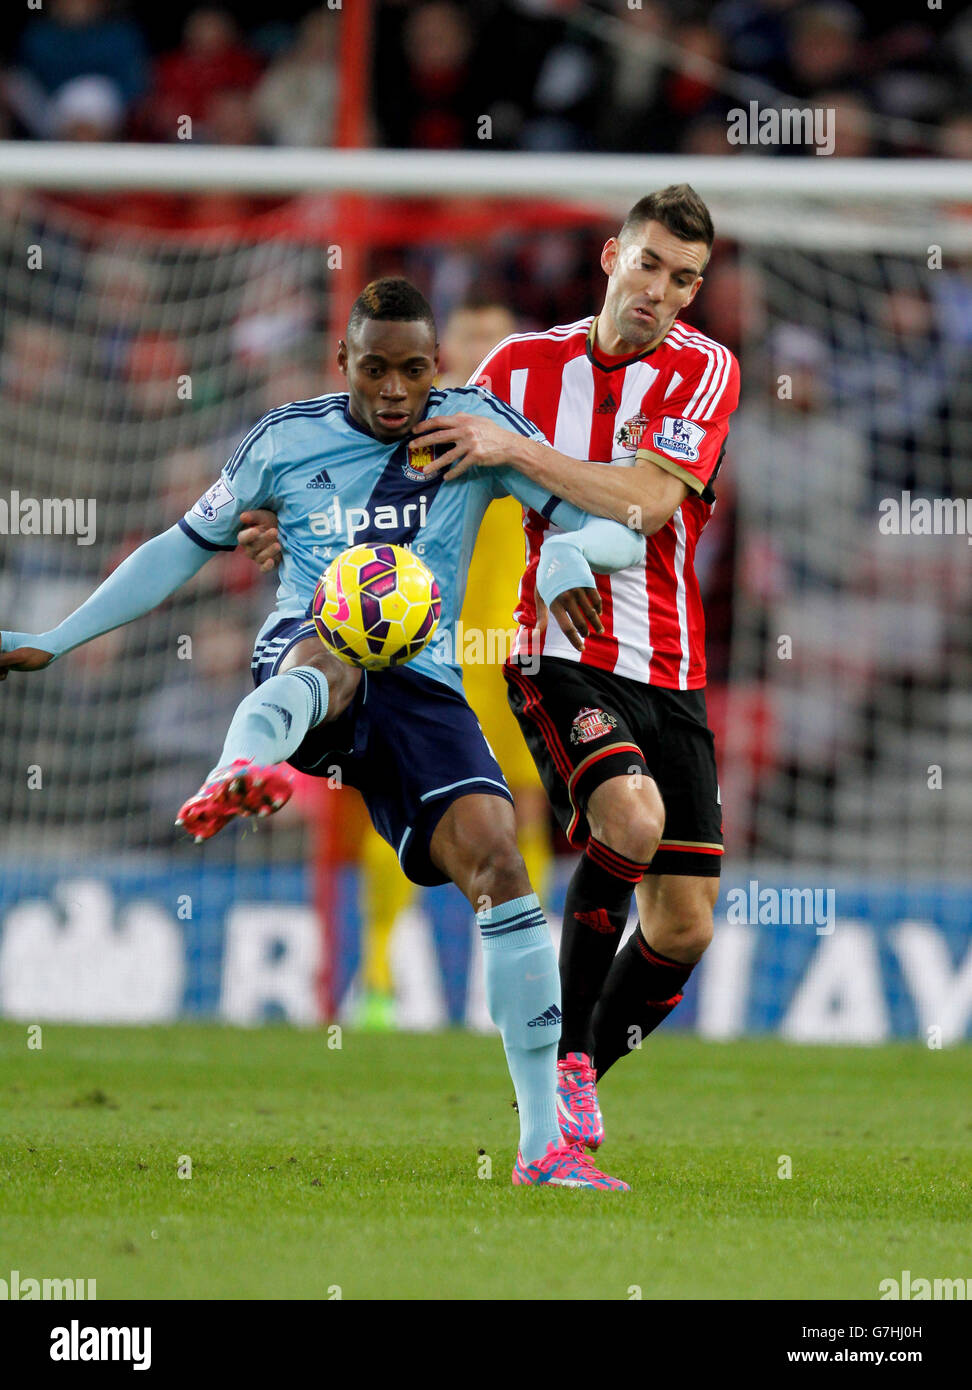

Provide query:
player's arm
left=485, top=451, right=647, bottom=650
left=1, top=425, right=276, bottom=678
left=0, top=525, right=213, bottom=677
left=413, top=411, right=686, bottom=535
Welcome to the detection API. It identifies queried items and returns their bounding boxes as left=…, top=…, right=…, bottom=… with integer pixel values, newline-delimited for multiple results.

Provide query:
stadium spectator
left=0, top=0, right=964, bottom=161
left=595, top=1, right=670, bottom=154
left=610, top=17, right=732, bottom=155
left=868, top=21, right=954, bottom=135
left=712, top=0, right=796, bottom=88
left=374, top=1, right=481, bottom=150
left=49, top=74, right=124, bottom=142
left=123, top=332, right=191, bottom=418
left=203, top=89, right=263, bottom=148
left=938, top=110, right=972, bottom=159
left=232, top=261, right=317, bottom=370
left=731, top=324, right=868, bottom=588
left=85, top=249, right=156, bottom=377
left=136, top=612, right=257, bottom=828
left=0, top=321, right=75, bottom=405
left=782, top=1, right=862, bottom=98
left=678, top=113, right=745, bottom=156
left=516, top=4, right=606, bottom=153
left=663, top=21, right=733, bottom=129
left=11, top=0, right=148, bottom=138
left=830, top=284, right=950, bottom=497
left=254, top=9, right=339, bottom=148
left=812, top=89, right=877, bottom=157
left=148, top=7, right=262, bottom=143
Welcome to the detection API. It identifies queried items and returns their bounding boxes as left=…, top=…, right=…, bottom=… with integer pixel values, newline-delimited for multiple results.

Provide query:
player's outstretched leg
left=430, top=793, right=629, bottom=1191
left=177, top=640, right=360, bottom=841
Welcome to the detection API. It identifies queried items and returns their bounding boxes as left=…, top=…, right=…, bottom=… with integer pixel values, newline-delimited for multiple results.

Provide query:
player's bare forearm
left=414, top=414, right=686, bottom=534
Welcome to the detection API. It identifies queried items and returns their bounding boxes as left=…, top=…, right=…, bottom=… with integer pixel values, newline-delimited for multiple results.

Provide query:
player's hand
left=238, top=509, right=282, bottom=573
left=0, top=646, right=55, bottom=680
left=538, top=586, right=604, bottom=652
left=412, top=414, right=514, bottom=480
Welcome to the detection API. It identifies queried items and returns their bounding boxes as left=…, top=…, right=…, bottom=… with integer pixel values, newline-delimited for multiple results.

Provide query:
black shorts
left=504, top=656, right=723, bottom=877
left=253, top=617, right=513, bottom=887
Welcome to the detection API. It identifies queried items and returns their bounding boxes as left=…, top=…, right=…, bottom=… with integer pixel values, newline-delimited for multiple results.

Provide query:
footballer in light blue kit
left=0, top=280, right=643, bottom=1190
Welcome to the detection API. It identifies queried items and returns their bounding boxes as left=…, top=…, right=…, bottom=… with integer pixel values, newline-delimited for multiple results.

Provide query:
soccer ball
left=312, top=543, right=442, bottom=669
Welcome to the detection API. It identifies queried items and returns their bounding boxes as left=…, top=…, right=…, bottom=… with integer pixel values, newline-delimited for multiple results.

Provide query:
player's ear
left=601, top=238, right=619, bottom=278
left=684, top=276, right=703, bottom=308
left=336, top=338, right=348, bottom=376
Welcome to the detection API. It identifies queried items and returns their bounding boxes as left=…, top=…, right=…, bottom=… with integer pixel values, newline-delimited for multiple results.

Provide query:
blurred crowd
left=0, top=0, right=970, bottom=159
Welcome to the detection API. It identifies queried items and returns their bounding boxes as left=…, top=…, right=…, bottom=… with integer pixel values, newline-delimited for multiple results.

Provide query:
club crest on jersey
left=652, top=416, right=706, bottom=463
left=192, top=477, right=234, bottom=521
left=404, top=439, right=451, bottom=481
left=614, top=412, right=649, bottom=452
left=404, top=441, right=433, bottom=480
left=570, top=706, right=618, bottom=745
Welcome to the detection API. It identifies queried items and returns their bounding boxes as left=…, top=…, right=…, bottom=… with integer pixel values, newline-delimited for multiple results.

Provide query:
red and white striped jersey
left=470, top=315, right=740, bottom=689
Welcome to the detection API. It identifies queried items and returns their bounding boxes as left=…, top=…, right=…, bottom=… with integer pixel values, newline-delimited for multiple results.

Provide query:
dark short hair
left=621, top=184, right=714, bottom=265
left=347, top=277, right=436, bottom=340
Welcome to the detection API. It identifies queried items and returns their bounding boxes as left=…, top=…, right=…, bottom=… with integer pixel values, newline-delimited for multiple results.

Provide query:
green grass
left=0, top=1023, right=969, bottom=1300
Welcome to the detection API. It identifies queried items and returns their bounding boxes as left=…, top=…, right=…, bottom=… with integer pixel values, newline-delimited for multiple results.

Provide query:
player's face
left=599, top=220, right=707, bottom=352
left=441, top=306, right=516, bottom=386
left=339, top=320, right=439, bottom=443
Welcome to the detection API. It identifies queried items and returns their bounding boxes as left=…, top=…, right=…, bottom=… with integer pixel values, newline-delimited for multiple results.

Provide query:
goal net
left=0, top=149, right=969, bottom=1038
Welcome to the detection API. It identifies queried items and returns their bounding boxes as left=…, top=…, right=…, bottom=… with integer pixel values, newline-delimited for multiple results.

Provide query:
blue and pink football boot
left=556, top=1051, right=605, bottom=1151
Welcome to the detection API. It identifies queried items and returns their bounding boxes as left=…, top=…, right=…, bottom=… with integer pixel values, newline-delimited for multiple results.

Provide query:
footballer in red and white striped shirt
left=472, top=311, right=738, bottom=689
left=414, top=186, right=739, bottom=1141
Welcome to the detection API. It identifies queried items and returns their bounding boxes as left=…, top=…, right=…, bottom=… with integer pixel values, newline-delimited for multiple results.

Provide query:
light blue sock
left=478, top=893, right=562, bottom=1163
left=211, top=666, right=329, bottom=775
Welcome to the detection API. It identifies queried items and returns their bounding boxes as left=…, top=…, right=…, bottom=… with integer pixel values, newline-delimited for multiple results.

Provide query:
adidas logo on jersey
left=595, top=390, right=618, bottom=414
left=306, top=469, right=336, bottom=490
left=527, top=1005, right=562, bottom=1028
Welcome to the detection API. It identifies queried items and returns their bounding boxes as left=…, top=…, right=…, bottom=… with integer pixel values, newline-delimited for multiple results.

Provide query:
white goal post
left=0, top=145, right=970, bottom=250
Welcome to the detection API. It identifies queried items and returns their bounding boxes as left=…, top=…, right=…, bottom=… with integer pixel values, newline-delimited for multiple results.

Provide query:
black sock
left=591, top=927, right=696, bottom=1078
left=558, top=839, right=649, bottom=1060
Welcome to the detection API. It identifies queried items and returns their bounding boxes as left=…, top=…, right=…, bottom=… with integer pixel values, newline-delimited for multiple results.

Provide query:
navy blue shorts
left=251, top=617, right=513, bottom=886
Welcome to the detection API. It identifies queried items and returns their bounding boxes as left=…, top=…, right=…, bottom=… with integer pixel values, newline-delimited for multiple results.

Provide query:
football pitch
left=1, top=1022, right=969, bottom=1301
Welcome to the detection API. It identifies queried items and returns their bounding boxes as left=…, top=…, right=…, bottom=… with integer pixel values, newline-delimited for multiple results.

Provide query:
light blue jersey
left=1, top=386, right=644, bottom=676
left=182, top=387, right=584, bottom=694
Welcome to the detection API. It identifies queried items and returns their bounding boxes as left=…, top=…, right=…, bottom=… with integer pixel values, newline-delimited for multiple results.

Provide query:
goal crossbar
left=0, top=143, right=969, bottom=201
